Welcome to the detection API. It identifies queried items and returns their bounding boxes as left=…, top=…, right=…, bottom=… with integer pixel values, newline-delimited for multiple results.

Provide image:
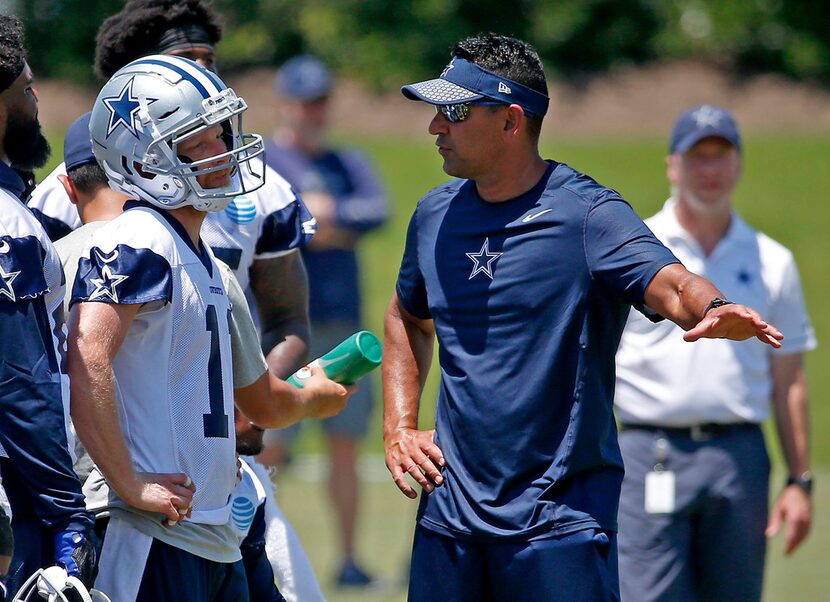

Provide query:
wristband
left=703, top=297, right=734, bottom=317
left=787, top=471, right=813, bottom=495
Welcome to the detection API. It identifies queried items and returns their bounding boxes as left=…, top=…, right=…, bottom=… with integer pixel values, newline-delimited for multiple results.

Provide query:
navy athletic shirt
left=396, top=161, right=679, bottom=541
left=266, top=140, right=387, bottom=322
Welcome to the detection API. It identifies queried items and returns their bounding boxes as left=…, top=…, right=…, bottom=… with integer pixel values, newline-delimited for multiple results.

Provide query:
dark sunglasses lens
left=438, top=103, right=470, bottom=123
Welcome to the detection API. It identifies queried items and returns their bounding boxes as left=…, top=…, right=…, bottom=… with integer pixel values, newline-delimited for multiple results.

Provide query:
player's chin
left=201, top=169, right=233, bottom=189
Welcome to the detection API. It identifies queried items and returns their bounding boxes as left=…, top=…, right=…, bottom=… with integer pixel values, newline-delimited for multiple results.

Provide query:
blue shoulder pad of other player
left=255, top=187, right=316, bottom=255
left=71, top=244, right=173, bottom=307
left=0, top=235, right=48, bottom=303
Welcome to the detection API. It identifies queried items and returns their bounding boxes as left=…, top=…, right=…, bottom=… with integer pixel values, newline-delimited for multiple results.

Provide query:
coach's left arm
left=250, top=250, right=311, bottom=378
left=643, top=263, right=783, bottom=347
left=766, top=352, right=812, bottom=554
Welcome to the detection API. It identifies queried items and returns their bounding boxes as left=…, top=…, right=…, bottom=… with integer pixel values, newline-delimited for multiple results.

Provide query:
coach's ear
left=666, top=153, right=681, bottom=185
left=503, top=104, right=524, bottom=140
left=58, top=173, right=79, bottom=205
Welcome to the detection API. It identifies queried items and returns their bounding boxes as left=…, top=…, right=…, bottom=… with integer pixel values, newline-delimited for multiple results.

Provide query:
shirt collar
left=654, top=197, right=754, bottom=255
left=0, top=162, right=26, bottom=199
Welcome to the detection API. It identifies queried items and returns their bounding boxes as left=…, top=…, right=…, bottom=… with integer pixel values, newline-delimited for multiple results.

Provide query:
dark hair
left=0, top=15, right=26, bottom=93
left=94, top=0, right=223, bottom=79
left=67, top=162, right=110, bottom=196
left=453, top=33, right=547, bottom=140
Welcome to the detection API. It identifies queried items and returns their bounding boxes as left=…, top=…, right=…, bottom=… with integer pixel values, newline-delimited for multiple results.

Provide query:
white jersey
left=26, top=162, right=82, bottom=235
left=72, top=204, right=236, bottom=523
left=0, top=184, right=73, bottom=457
left=203, top=159, right=316, bottom=290
left=229, top=458, right=267, bottom=544
left=29, top=159, right=315, bottom=290
left=615, top=198, right=817, bottom=425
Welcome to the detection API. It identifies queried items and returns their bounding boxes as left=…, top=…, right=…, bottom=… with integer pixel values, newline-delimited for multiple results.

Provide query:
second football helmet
left=11, top=566, right=111, bottom=602
left=89, top=54, right=264, bottom=212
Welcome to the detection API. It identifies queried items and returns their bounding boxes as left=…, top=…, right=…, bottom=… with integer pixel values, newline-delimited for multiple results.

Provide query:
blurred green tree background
left=9, top=0, right=830, bottom=87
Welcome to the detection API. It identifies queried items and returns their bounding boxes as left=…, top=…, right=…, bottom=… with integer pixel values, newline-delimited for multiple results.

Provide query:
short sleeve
left=0, top=235, right=48, bottom=303
left=584, top=196, right=680, bottom=308
left=769, top=257, right=817, bottom=355
left=71, top=244, right=173, bottom=307
left=218, top=263, right=267, bottom=388
left=395, top=210, right=430, bottom=319
left=26, top=163, right=82, bottom=242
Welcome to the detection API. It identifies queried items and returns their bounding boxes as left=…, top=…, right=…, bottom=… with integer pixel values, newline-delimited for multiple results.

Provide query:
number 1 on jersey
left=203, top=304, right=229, bottom=438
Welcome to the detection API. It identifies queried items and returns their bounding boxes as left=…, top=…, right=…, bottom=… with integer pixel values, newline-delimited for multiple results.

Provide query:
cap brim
left=401, top=78, right=484, bottom=105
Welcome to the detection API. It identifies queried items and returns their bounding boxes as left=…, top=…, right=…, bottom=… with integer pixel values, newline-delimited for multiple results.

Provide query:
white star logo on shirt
left=0, top=264, right=20, bottom=301
left=692, top=105, right=722, bottom=128
left=89, top=248, right=128, bottom=302
left=466, top=238, right=502, bottom=280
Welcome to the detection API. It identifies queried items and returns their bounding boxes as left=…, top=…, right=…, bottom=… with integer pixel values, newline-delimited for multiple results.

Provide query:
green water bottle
left=287, top=330, right=383, bottom=388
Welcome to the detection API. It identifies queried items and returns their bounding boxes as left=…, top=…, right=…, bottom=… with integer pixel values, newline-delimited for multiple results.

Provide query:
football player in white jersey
left=56, top=110, right=325, bottom=601
left=68, top=56, right=351, bottom=601
left=0, top=15, right=97, bottom=596
left=28, top=0, right=315, bottom=381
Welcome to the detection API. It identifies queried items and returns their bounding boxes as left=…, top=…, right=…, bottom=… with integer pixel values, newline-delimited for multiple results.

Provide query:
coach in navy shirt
left=383, top=34, right=784, bottom=601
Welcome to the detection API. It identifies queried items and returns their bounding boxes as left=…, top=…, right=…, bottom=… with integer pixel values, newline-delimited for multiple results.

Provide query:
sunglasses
left=436, top=101, right=505, bottom=123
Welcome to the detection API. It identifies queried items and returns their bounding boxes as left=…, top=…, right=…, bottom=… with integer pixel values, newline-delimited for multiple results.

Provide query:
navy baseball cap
left=401, top=57, right=549, bottom=118
left=276, top=55, right=332, bottom=101
left=64, top=112, right=96, bottom=171
left=670, top=104, right=741, bottom=153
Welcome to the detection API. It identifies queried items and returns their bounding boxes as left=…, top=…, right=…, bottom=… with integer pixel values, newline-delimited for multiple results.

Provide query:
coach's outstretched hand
left=683, top=303, right=783, bottom=348
left=385, top=428, right=445, bottom=499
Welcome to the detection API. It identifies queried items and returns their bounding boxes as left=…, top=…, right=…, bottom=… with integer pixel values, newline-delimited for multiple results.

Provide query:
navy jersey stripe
left=72, top=243, right=173, bottom=307
left=131, top=58, right=214, bottom=99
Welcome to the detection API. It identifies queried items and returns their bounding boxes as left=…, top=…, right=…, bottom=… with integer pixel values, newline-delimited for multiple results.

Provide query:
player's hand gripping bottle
left=287, top=331, right=382, bottom=387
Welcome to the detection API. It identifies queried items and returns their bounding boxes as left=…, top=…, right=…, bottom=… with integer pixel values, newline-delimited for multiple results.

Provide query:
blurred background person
left=614, top=105, right=815, bottom=601
left=260, top=54, right=389, bottom=588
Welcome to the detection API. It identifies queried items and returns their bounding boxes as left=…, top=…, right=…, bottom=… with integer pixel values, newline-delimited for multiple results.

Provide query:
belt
left=620, top=422, right=759, bottom=442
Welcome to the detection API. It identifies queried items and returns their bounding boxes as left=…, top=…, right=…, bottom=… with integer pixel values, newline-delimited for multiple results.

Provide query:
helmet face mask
left=91, top=55, right=265, bottom=212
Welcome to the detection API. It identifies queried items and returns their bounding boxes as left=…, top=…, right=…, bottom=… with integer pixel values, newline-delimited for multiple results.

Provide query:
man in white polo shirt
left=615, top=105, right=816, bottom=602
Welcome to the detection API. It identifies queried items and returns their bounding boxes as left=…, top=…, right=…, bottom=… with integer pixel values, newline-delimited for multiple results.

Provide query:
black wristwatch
left=786, top=471, right=813, bottom=495
left=703, top=297, right=734, bottom=317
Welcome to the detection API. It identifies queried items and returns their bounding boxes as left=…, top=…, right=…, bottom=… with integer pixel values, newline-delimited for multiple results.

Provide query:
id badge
left=645, top=470, right=675, bottom=514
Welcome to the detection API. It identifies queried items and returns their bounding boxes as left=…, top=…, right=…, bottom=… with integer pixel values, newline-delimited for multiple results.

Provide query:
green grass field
left=37, top=131, right=830, bottom=600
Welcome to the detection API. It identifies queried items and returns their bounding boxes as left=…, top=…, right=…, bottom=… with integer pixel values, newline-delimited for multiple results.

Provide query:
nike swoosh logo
left=0, top=241, right=9, bottom=253
left=522, top=209, right=552, bottom=223
left=317, top=353, right=351, bottom=369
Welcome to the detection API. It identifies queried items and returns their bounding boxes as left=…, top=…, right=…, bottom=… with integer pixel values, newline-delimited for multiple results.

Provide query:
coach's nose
left=429, top=110, right=450, bottom=135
